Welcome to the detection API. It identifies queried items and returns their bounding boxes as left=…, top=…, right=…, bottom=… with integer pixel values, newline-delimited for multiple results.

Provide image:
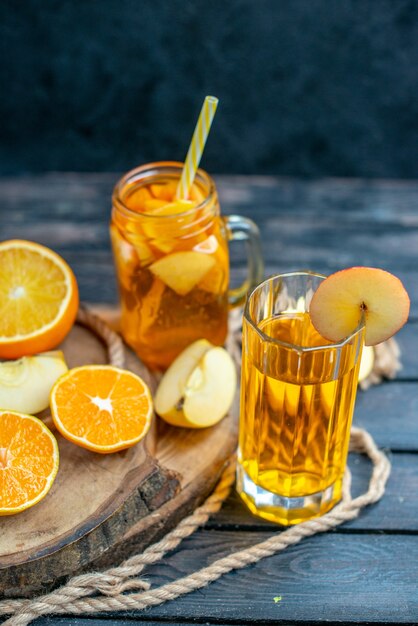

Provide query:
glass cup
left=237, top=271, right=365, bottom=525
left=111, top=161, right=263, bottom=370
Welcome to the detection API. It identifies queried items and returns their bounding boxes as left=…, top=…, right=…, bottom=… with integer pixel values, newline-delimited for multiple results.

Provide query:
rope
left=76, top=307, right=125, bottom=368
left=0, top=428, right=390, bottom=626
left=0, top=308, right=394, bottom=626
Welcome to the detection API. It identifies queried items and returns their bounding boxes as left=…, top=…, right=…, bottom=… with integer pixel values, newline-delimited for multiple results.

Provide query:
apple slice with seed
left=309, top=267, right=410, bottom=346
left=182, top=347, right=236, bottom=428
left=155, top=339, right=236, bottom=428
left=154, top=339, right=212, bottom=427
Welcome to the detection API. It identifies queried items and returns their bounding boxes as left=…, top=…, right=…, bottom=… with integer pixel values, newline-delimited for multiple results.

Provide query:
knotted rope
left=0, top=308, right=396, bottom=626
left=76, top=307, right=126, bottom=368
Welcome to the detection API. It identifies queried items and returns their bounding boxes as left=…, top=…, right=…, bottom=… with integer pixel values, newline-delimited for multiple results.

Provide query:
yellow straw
left=176, top=95, right=219, bottom=199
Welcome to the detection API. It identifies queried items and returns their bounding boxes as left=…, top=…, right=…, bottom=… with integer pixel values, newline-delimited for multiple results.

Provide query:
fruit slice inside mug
left=309, top=267, right=410, bottom=346
left=0, top=240, right=79, bottom=359
left=50, top=365, right=153, bottom=453
left=0, top=411, right=59, bottom=515
left=150, top=251, right=216, bottom=296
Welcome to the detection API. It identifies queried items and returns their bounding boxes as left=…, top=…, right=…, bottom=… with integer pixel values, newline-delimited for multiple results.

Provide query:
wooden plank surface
left=32, top=532, right=418, bottom=624
left=210, top=453, right=418, bottom=532
left=1, top=173, right=417, bottom=625
left=2, top=174, right=418, bottom=308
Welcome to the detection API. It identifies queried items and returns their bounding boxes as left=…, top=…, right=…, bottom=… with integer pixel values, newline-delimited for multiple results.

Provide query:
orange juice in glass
left=111, top=162, right=263, bottom=370
left=237, top=272, right=365, bottom=525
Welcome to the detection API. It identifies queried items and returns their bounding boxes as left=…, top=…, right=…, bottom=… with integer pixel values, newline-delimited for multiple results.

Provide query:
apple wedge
left=0, top=351, right=68, bottom=414
left=182, top=347, right=237, bottom=428
left=155, top=339, right=212, bottom=427
left=149, top=251, right=215, bottom=296
left=155, top=339, right=236, bottom=428
left=358, top=345, right=375, bottom=382
left=309, top=267, right=410, bottom=346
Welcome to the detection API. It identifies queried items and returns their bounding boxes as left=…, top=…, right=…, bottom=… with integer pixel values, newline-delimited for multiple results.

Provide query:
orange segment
left=50, top=365, right=153, bottom=453
left=151, top=200, right=195, bottom=216
left=150, top=181, right=178, bottom=201
left=125, top=187, right=152, bottom=212
left=0, top=240, right=79, bottom=359
left=0, top=411, right=59, bottom=515
left=143, top=198, right=171, bottom=213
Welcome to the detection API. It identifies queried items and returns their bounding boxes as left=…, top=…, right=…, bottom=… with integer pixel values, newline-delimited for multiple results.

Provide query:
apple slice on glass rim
left=309, top=267, right=410, bottom=346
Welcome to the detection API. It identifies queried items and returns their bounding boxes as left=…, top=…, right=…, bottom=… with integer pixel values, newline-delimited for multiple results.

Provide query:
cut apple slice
left=149, top=252, right=216, bottom=296
left=154, top=339, right=212, bottom=426
left=155, top=340, right=236, bottom=428
left=358, top=345, right=375, bottom=382
left=309, top=267, right=410, bottom=346
left=182, top=347, right=236, bottom=428
left=199, top=263, right=226, bottom=294
left=196, top=239, right=228, bottom=294
left=0, top=351, right=68, bottom=414
left=193, top=234, right=219, bottom=254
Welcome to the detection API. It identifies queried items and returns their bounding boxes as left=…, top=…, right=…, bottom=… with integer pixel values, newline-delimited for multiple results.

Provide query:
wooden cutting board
left=0, top=311, right=239, bottom=598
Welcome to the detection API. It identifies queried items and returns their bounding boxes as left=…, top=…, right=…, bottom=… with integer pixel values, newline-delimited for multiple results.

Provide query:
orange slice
left=151, top=199, right=195, bottom=216
left=150, top=181, right=178, bottom=201
left=125, top=186, right=152, bottom=212
left=50, top=365, right=153, bottom=453
left=0, top=240, right=79, bottom=359
left=0, top=411, right=59, bottom=515
left=143, top=198, right=172, bottom=213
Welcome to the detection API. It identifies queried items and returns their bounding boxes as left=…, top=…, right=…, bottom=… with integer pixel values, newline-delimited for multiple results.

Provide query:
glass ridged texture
left=237, top=272, right=365, bottom=525
left=111, top=162, right=229, bottom=371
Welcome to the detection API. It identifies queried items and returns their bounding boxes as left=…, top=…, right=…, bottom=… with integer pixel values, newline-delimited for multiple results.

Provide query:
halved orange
left=0, top=410, right=59, bottom=515
left=50, top=365, right=153, bottom=453
left=0, top=240, right=79, bottom=359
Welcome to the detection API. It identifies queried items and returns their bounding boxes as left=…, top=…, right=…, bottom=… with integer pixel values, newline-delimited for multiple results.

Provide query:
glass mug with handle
left=237, top=272, right=365, bottom=525
left=111, top=161, right=264, bottom=370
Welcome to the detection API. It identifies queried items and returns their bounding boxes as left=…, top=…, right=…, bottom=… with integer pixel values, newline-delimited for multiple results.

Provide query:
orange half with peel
left=0, top=411, right=59, bottom=515
left=0, top=240, right=79, bottom=359
left=50, top=365, right=153, bottom=453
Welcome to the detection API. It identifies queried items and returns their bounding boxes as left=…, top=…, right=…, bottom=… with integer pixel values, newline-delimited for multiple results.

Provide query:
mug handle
left=223, top=215, right=264, bottom=307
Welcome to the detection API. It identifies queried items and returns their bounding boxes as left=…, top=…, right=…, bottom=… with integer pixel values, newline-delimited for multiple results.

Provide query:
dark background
left=1, top=0, right=417, bottom=177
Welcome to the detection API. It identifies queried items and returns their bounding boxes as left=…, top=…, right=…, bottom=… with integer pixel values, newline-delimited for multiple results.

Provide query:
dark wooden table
left=1, top=174, right=418, bottom=625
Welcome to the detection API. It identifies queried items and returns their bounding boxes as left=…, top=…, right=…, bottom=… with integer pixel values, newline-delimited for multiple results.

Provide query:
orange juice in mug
left=111, top=162, right=263, bottom=370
